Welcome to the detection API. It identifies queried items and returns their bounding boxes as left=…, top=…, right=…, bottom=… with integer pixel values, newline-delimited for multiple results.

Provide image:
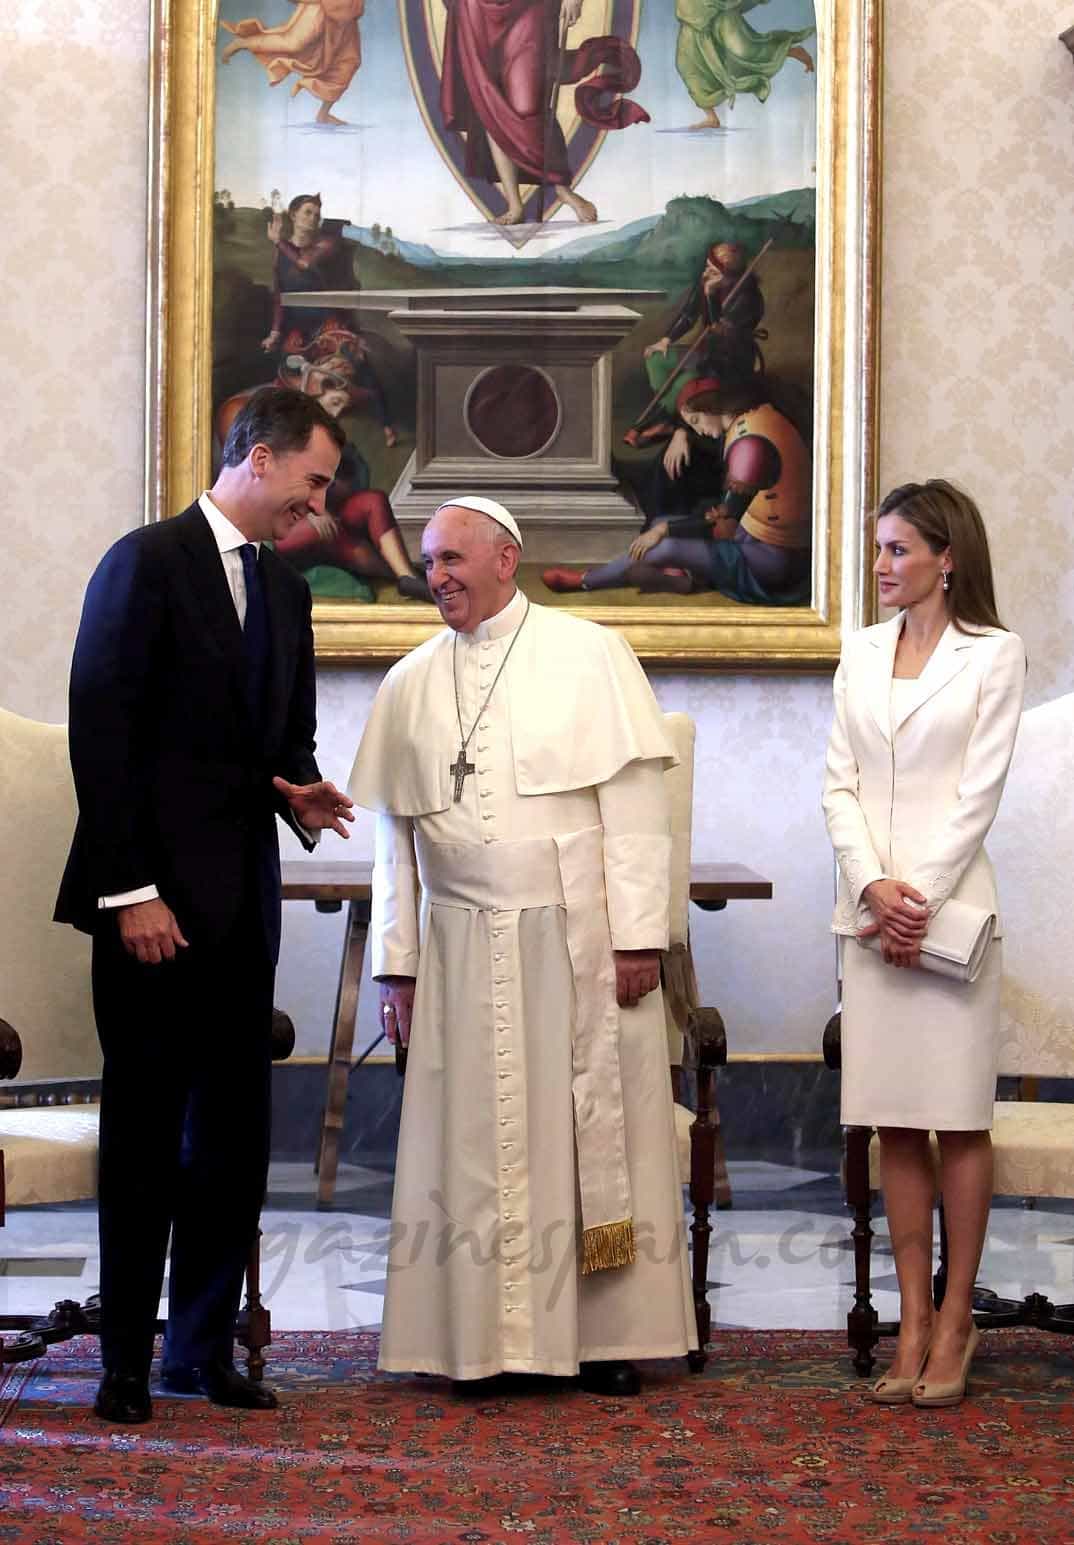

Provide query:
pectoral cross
left=450, top=747, right=475, bottom=803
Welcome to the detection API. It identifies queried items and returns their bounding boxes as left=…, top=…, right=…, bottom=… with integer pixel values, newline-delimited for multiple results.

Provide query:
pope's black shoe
left=94, top=1370, right=153, bottom=1424
left=162, top=1360, right=278, bottom=1410
left=578, top=1359, right=642, bottom=1397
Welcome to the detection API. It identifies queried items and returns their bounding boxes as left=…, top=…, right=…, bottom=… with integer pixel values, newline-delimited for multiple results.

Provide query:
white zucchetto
left=431, top=495, right=524, bottom=550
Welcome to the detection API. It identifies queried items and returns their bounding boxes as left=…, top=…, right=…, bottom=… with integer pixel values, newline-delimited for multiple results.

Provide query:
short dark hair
left=220, top=386, right=345, bottom=468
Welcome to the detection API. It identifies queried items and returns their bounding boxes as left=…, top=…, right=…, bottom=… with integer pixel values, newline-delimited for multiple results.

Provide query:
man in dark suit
left=56, top=387, right=355, bottom=1424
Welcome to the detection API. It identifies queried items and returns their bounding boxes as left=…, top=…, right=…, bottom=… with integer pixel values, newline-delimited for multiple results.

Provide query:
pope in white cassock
left=349, top=496, right=697, bottom=1395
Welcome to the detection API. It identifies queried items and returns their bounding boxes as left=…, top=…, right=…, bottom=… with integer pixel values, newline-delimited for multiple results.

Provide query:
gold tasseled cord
left=581, top=1218, right=636, bottom=1275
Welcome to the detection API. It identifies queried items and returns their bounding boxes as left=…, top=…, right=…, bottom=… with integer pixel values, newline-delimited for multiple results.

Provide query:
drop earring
left=942, top=571, right=951, bottom=592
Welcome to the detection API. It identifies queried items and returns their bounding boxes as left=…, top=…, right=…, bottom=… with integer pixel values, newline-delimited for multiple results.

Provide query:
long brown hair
left=876, top=479, right=1006, bottom=634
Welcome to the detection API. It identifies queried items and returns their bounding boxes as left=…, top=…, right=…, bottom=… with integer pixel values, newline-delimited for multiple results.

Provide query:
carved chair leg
left=235, top=1227, right=270, bottom=1383
left=712, top=1101, right=733, bottom=1211
left=845, top=1125, right=878, bottom=1375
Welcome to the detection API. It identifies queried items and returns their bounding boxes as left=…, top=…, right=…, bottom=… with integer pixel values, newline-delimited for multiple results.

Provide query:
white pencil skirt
left=839, top=937, right=1002, bottom=1131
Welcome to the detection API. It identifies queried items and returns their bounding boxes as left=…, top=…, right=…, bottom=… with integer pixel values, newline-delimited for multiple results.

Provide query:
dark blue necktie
left=239, top=543, right=280, bottom=958
left=239, top=543, right=270, bottom=726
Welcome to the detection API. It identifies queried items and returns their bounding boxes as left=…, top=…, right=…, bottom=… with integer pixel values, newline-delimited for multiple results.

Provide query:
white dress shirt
left=98, top=493, right=262, bottom=911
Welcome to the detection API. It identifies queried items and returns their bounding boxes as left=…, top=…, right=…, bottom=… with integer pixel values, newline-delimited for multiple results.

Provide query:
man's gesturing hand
left=118, top=899, right=189, bottom=965
left=273, top=777, right=355, bottom=837
left=614, top=949, right=661, bottom=1009
left=379, top=977, right=416, bottom=1048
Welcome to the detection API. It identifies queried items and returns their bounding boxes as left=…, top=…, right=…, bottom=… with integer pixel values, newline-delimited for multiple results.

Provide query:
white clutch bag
left=857, top=898, right=996, bottom=984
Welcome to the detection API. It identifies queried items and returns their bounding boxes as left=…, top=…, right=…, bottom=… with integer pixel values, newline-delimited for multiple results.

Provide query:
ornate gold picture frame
left=147, top=0, right=881, bottom=668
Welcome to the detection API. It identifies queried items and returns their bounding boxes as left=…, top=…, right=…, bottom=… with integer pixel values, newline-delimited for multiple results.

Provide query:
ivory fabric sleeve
left=371, top=812, right=420, bottom=979
left=597, top=759, right=672, bottom=952
left=822, top=652, right=888, bottom=910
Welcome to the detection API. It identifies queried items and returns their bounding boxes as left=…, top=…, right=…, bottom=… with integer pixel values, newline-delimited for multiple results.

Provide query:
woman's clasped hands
left=859, top=878, right=929, bottom=968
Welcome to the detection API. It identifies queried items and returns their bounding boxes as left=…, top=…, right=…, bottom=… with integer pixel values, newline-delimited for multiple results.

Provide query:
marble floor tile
left=5, top=1164, right=1074, bottom=1337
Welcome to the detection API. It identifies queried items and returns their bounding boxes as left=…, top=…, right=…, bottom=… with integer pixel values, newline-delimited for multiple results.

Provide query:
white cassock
left=349, top=589, right=697, bottom=1378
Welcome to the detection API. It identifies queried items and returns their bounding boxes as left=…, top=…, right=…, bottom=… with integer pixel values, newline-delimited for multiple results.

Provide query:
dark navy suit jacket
left=55, top=502, right=319, bottom=960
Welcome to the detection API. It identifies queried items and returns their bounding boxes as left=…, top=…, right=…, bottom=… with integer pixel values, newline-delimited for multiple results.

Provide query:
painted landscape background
left=212, top=0, right=818, bottom=606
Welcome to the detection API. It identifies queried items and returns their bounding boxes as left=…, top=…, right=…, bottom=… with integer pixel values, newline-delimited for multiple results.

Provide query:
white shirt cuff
left=99, top=885, right=160, bottom=910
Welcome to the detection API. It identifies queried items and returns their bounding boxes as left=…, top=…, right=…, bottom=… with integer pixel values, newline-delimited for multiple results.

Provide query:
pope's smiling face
left=421, top=506, right=519, bottom=633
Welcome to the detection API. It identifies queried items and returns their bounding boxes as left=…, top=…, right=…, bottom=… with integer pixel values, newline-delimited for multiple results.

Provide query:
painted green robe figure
left=675, top=0, right=815, bottom=129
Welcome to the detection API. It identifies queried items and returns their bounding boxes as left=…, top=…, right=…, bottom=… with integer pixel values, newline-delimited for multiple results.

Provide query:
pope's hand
left=563, top=0, right=583, bottom=27
left=614, top=949, right=661, bottom=1009
left=272, top=777, right=355, bottom=837
left=118, top=898, right=189, bottom=965
left=379, top=977, right=416, bottom=1047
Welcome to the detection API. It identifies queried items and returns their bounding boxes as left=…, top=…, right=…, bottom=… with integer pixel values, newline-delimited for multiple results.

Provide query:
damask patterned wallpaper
left=4, top=0, right=1072, bottom=1053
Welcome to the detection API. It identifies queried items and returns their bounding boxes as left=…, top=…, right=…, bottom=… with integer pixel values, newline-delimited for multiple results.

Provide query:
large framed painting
left=148, top=0, right=881, bottom=666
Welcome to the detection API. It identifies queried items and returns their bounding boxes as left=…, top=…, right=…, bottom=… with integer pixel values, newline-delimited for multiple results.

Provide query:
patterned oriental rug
left=2, top=1329, right=1074, bottom=1543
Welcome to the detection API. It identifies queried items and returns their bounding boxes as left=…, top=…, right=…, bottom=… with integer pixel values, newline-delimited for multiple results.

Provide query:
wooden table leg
left=687, top=902, right=733, bottom=1210
left=316, top=898, right=371, bottom=1209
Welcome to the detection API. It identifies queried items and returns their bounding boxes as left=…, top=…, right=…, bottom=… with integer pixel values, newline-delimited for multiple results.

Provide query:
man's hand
left=563, top=0, right=583, bottom=26
left=614, top=950, right=661, bottom=1009
left=859, top=879, right=929, bottom=949
left=272, top=777, right=355, bottom=837
left=663, top=428, right=691, bottom=479
left=118, top=899, right=189, bottom=965
left=629, top=521, right=668, bottom=561
left=644, top=336, right=671, bottom=360
left=379, top=977, right=416, bottom=1047
left=260, top=329, right=281, bottom=353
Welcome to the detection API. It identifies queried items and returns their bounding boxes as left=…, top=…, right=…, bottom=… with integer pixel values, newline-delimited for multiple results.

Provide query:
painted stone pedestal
left=281, top=287, right=661, bottom=561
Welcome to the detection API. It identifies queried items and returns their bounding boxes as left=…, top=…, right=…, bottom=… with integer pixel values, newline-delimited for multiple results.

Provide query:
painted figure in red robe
left=441, top=0, right=650, bottom=225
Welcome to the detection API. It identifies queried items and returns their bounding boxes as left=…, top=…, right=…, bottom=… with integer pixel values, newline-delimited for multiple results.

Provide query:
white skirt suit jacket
left=822, top=614, right=1026, bottom=1130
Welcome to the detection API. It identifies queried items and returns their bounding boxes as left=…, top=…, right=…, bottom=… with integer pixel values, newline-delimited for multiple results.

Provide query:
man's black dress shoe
left=578, top=1359, right=641, bottom=1397
left=94, top=1370, right=153, bottom=1424
left=161, top=1361, right=278, bottom=1409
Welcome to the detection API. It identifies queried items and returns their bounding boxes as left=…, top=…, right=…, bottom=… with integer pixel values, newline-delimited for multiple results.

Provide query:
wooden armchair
left=0, top=706, right=292, bottom=1377
left=825, top=691, right=1074, bottom=1374
left=662, top=711, right=730, bottom=1372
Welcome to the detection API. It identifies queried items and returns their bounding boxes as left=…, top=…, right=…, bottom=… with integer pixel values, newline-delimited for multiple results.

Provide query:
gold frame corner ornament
left=146, top=0, right=882, bottom=670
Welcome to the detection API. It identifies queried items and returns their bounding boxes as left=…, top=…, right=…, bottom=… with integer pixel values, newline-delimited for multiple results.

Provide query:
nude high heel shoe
left=911, top=1324, right=980, bottom=1408
left=869, top=1346, right=930, bottom=1406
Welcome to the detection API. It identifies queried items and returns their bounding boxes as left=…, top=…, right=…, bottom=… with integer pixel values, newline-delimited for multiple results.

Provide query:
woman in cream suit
left=823, top=480, right=1025, bottom=1408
